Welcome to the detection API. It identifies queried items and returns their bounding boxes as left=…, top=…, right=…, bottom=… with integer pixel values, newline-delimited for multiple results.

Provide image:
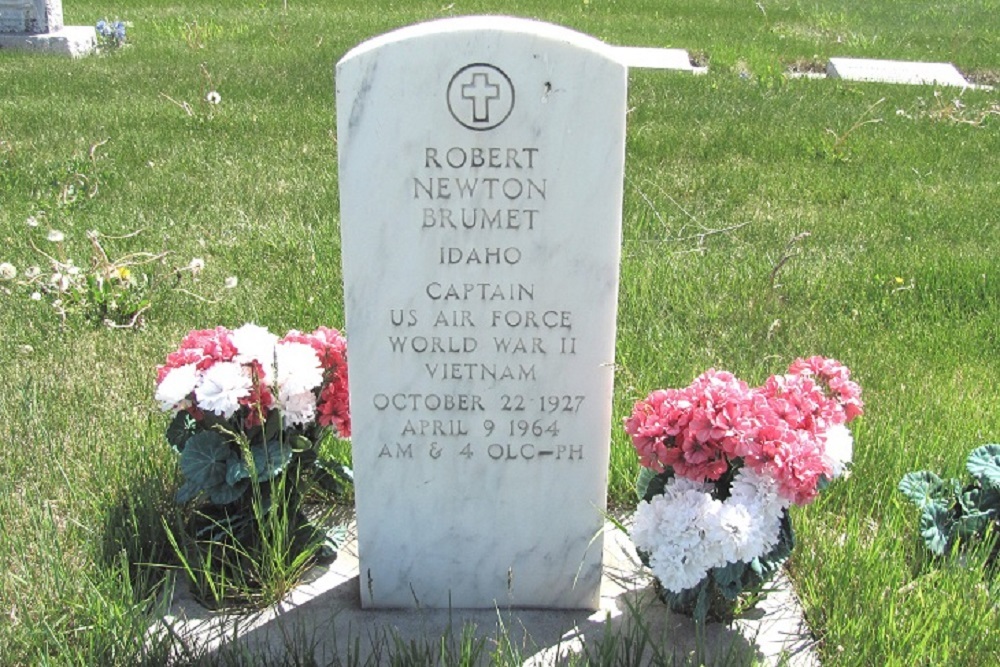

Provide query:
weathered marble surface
left=336, top=16, right=627, bottom=609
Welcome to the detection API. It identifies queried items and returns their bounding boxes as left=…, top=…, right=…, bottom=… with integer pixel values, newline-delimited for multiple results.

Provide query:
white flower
left=0, top=262, right=16, bottom=280
left=823, top=424, right=854, bottom=478
left=631, top=480, right=721, bottom=593
left=278, top=389, right=318, bottom=427
left=275, top=342, right=323, bottom=395
left=30, top=292, right=42, bottom=301
left=155, top=363, right=200, bottom=411
left=50, top=273, right=70, bottom=291
left=25, top=266, right=41, bottom=279
left=632, top=469, right=791, bottom=595
left=47, top=229, right=65, bottom=243
left=195, top=362, right=251, bottom=418
left=206, top=91, right=222, bottom=104
left=188, top=257, right=205, bottom=274
left=232, top=323, right=278, bottom=377
left=224, top=276, right=238, bottom=289
left=26, top=216, right=39, bottom=227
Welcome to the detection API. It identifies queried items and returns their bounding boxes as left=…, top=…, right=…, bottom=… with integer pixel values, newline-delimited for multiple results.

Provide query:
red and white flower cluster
left=625, top=356, right=862, bottom=505
left=154, top=324, right=350, bottom=437
left=625, top=357, right=862, bottom=593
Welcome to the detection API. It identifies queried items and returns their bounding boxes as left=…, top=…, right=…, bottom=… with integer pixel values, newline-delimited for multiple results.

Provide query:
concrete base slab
left=827, top=57, right=971, bottom=87
left=0, top=26, right=96, bottom=57
left=155, top=522, right=818, bottom=665
left=614, top=47, right=708, bottom=74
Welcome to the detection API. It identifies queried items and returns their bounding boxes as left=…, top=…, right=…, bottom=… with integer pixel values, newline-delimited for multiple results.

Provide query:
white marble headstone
left=336, top=16, right=627, bottom=609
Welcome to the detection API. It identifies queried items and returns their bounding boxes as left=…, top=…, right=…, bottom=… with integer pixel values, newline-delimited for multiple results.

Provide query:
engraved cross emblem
left=461, top=72, right=501, bottom=123
left=447, top=64, right=514, bottom=131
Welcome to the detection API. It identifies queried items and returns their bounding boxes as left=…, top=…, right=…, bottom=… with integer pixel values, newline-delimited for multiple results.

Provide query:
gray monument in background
left=0, top=0, right=95, bottom=57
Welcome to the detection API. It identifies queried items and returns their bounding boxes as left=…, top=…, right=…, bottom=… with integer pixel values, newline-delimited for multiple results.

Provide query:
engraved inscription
left=371, top=135, right=588, bottom=464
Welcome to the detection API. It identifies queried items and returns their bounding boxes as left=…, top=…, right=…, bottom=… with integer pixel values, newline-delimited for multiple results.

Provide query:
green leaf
left=250, top=440, right=293, bottom=481
left=209, top=479, right=248, bottom=505
left=954, top=512, right=993, bottom=541
left=226, top=458, right=250, bottom=486
left=174, top=479, right=202, bottom=504
left=899, top=471, right=952, bottom=510
left=636, top=467, right=657, bottom=501
left=264, top=410, right=284, bottom=444
left=967, top=444, right=1000, bottom=490
left=291, top=434, right=313, bottom=453
left=166, top=411, right=197, bottom=452
left=692, top=583, right=710, bottom=625
left=957, top=484, right=1000, bottom=517
left=712, top=561, right=747, bottom=601
left=317, top=523, right=349, bottom=561
left=919, top=503, right=954, bottom=556
left=314, top=459, right=354, bottom=495
left=641, top=468, right=675, bottom=503
left=179, top=431, right=232, bottom=493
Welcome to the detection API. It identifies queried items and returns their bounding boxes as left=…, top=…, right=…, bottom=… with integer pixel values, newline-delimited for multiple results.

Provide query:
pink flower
left=627, top=357, right=862, bottom=504
left=624, top=370, right=753, bottom=481
left=788, top=356, right=864, bottom=422
left=318, top=377, right=351, bottom=438
left=156, top=326, right=237, bottom=382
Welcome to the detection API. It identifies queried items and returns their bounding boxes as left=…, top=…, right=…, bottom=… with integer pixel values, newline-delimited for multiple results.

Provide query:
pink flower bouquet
left=154, top=324, right=353, bottom=605
left=625, top=356, right=863, bottom=621
left=155, top=323, right=351, bottom=506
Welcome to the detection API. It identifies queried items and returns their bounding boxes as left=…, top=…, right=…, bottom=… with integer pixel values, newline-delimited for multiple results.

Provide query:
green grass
left=1, top=1, right=999, bottom=664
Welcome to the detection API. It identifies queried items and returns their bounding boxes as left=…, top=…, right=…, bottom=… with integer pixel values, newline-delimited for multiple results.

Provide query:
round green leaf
left=712, top=561, right=747, bottom=601
left=226, top=458, right=250, bottom=486
left=954, top=512, right=992, bottom=541
left=209, top=479, right=248, bottom=505
left=967, top=444, right=1000, bottom=490
left=919, top=503, right=954, bottom=556
left=179, top=431, right=232, bottom=492
left=251, top=440, right=293, bottom=481
left=636, top=466, right=657, bottom=501
left=899, top=471, right=950, bottom=510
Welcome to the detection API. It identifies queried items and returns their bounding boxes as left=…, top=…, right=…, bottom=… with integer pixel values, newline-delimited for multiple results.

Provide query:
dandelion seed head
left=224, top=276, right=238, bottom=289
left=206, top=91, right=222, bottom=105
left=47, top=229, right=65, bottom=243
left=0, top=262, right=16, bottom=280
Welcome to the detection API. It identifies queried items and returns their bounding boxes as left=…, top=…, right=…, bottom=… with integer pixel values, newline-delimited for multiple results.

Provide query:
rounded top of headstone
left=338, top=15, right=617, bottom=67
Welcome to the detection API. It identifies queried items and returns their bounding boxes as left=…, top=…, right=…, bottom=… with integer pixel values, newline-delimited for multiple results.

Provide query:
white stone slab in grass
left=336, top=16, right=627, bottom=609
left=827, top=57, right=971, bottom=87
left=613, top=46, right=707, bottom=73
left=0, top=0, right=95, bottom=57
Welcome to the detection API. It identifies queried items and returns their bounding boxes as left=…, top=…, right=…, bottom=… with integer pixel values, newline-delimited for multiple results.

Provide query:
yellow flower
left=894, top=276, right=904, bottom=284
left=116, top=266, right=132, bottom=281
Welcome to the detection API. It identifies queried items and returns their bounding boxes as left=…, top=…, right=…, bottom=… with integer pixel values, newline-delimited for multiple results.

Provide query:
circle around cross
left=447, top=64, right=515, bottom=131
